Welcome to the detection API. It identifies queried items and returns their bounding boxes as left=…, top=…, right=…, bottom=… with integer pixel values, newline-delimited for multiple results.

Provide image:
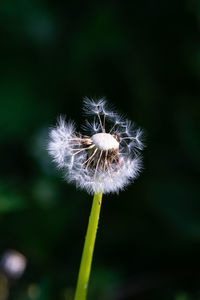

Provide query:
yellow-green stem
left=74, top=192, right=103, bottom=300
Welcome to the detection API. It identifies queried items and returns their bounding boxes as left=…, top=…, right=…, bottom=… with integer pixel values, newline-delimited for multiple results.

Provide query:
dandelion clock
left=48, top=98, right=144, bottom=300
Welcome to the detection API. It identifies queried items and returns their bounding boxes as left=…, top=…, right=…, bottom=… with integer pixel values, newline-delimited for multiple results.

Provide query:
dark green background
left=0, top=1, right=199, bottom=299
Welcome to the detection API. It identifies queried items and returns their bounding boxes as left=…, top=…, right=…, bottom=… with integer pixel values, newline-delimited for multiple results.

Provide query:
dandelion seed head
left=48, top=97, right=145, bottom=194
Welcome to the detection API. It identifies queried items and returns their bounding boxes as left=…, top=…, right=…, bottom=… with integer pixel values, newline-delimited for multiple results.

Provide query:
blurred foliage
left=0, top=0, right=199, bottom=299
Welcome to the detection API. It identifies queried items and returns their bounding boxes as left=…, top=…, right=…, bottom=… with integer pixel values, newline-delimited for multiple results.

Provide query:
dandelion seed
left=48, top=98, right=144, bottom=194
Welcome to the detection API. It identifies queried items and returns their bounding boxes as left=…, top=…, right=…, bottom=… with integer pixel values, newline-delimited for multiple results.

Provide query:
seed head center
left=91, top=133, right=119, bottom=151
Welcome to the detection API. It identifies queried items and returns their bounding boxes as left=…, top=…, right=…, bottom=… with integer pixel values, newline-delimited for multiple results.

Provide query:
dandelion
left=48, top=97, right=144, bottom=195
left=48, top=97, right=144, bottom=300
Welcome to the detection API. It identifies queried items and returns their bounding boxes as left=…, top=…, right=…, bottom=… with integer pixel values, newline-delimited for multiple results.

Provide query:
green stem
left=74, top=192, right=103, bottom=300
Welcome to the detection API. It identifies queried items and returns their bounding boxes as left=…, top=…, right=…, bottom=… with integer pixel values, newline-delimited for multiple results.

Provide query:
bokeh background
left=0, top=1, right=200, bottom=299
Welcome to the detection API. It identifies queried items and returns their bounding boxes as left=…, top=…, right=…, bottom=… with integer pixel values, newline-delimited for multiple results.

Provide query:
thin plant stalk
left=74, top=192, right=103, bottom=300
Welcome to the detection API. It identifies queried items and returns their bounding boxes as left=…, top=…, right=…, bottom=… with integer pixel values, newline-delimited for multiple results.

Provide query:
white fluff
left=48, top=98, right=144, bottom=194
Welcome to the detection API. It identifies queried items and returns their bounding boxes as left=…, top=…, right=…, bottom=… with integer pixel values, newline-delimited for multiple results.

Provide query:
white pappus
left=48, top=98, right=144, bottom=194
